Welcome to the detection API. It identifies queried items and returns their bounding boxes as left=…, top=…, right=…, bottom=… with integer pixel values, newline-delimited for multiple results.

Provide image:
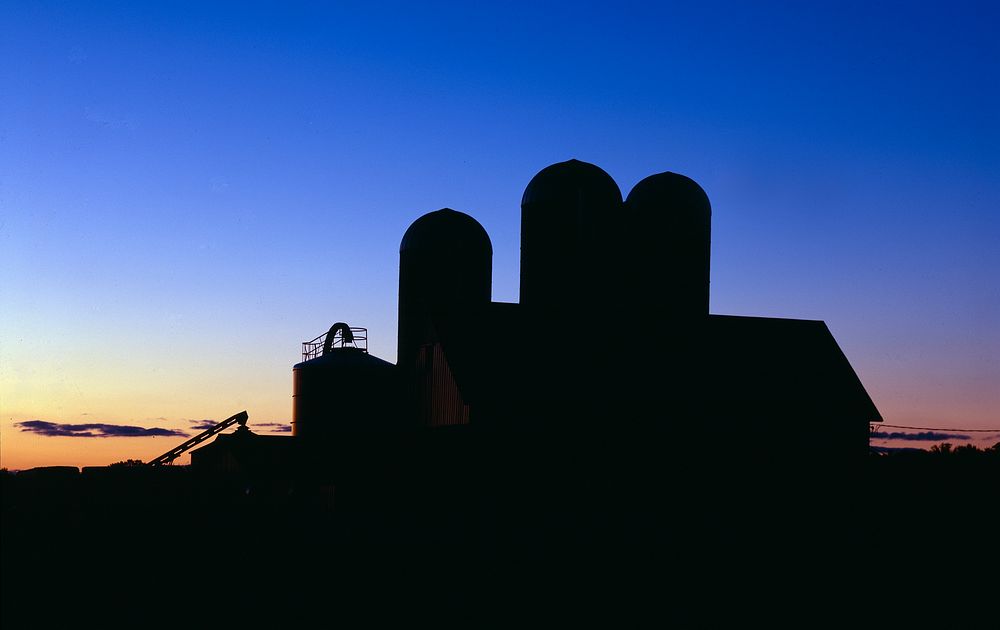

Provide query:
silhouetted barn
left=186, top=158, right=879, bottom=493
left=395, top=159, right=881, bottom=470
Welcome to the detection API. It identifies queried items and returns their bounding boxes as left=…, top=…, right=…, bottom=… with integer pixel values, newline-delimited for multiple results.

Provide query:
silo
left=517, top=160, right=624, bottom=430
left=397, top=208, right=493, bottom=369
left=621, top=172, right=712, bottom=430
left=519, top=159, right=624, bottom=318
left=292, top=324, right=402, bottom=438
left=623, top=172, right=711, bottom=319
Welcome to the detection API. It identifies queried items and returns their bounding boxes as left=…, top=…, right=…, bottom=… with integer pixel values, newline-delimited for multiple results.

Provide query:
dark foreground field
left=3, top=445, right=998, bottom=626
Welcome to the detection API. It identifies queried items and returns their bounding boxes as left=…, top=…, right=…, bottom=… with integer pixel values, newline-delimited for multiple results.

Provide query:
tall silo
left=397, top=208, right=493, bottom=370
left=621, top=172, right=713, bottom=431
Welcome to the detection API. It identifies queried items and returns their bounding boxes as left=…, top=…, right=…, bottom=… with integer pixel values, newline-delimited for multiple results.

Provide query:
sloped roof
left=427, top=307, right=882, bottom=426
left=702, top=314, right=882, bottom=423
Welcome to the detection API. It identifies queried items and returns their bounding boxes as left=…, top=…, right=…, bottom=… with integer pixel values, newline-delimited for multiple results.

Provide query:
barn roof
left=428, top=308, right=881, bottom=426
left=702, top=315, right=882, bottom=423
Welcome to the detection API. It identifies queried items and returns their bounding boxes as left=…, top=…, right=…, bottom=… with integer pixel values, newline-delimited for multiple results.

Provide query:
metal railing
left=302, top=323, right=367, bottom=360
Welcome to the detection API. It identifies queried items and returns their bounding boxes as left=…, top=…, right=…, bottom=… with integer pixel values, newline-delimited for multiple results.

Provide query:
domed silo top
left=624, top=171, right=711, bottom=220
left=400, top=208, right=493, bottom=255
left=521, top=159, right=623, bottom=208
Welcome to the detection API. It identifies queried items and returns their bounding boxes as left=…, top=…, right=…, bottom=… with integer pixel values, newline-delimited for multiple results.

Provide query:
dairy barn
left=166, top=158, right=882, bottom=527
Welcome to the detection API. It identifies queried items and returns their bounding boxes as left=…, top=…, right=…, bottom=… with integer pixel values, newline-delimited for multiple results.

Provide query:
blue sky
left=2, top=1, right=998, bottom=467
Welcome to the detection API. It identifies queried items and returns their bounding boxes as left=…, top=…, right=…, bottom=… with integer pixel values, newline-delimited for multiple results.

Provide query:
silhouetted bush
left=109, top=458, right=146, bottom=467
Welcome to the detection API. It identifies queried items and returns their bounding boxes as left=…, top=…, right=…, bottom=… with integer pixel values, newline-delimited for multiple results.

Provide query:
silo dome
left=400, top=208, right=493, bottom=256
left=625, top=171, right=711, bottom=222
left=520, top=159, right=623, bottom=316
left=624, top=171, right=712, bottom=318
left=521, top=159, right=622, bottom=210
left=398, top=208, right=493, bottom=369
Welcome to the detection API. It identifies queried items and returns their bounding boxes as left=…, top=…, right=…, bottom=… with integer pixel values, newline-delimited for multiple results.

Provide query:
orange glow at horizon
left=3, top=395, right=998, bottom=471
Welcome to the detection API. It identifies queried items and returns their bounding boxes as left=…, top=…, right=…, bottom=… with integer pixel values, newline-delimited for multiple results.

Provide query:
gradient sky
left=2, top=1, right=998, bottom=469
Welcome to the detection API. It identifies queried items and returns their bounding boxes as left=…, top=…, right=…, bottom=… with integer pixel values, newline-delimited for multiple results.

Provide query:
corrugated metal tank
left=292, top=347, right=402, bottom=438
left=624, top=171, right=712, bottom=319
left=397, top=208, right=492, bottom=369
left=519, top=159, right=624, bottom=318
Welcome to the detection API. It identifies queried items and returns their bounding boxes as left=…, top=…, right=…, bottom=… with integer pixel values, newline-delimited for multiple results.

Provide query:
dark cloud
left=188, top=419, right=290, bottom=433
left=15, top=420, right=187, bottom=438
left=871, top=431, right=970, bottom=441
left=870, top=445, right=924, bottom=454
left=255, top=422, right=292, bottom=433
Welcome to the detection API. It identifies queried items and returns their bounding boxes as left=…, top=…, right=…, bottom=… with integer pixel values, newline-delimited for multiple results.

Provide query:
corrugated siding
left=416, top=343, right=470, bottom=428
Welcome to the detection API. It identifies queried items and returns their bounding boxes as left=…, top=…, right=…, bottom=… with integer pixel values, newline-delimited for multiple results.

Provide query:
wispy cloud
left=15, top=420, right=187, bottom=438
left=188, top=419, right=218, bottom=431
left=870, top=431, right=970, bottom=442
left=255, top=422, right=291, bottom=433
left=187, top=419, right=290, bottom=433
